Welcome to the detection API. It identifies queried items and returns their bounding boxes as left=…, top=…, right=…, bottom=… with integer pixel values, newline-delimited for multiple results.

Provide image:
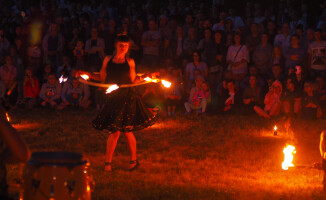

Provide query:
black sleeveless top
left=105, top=57, right=132, bottom=85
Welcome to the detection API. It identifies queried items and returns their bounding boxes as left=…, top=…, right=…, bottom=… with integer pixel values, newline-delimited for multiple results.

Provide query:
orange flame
left=144, top=77, right=159, bottom=83
left=6, top=113, right=10, bottom=121
left=59, top=75, right=68, bottom=83
left=282, top=145, right=296, bottom=170
left=274, top=125, right=277, bottom=131
left=80, top=74, right=90, bottom=80
left=161, top=80, right=171, bottom=88
left=106, top=84, right=119, bottom=94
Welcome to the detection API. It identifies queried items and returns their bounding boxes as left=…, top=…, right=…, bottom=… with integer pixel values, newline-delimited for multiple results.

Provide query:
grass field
left=5, top=108, right=326, bottom=200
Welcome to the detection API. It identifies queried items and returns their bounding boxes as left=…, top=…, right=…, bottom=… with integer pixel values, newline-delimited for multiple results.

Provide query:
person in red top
left=23, top=69, right=40, bottom=108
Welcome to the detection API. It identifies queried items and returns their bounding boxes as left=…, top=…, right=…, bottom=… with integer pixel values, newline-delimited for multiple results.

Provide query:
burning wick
left=59, top=75, right=68, bottom=83
left=161, top=80, right=171, bottom=88
left=6, top=113, right=10, bottom=122
left=80, top=74, right=90, bottom=80
left=274, top=125, right=277, bottom=136
left=106, top=84, right=119, bottom=94
left=282, top=145, right=296, bottom=170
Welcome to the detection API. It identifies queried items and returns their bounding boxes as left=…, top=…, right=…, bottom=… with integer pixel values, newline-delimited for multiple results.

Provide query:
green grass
left=6, top=108, right=326, bottom=199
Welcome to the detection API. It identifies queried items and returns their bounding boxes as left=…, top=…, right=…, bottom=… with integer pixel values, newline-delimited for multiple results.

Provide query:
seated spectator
left=242, top=75, right=264, bottom=114
left=22, top=69, right=40, bottom=109
left=282, top=76, right=302, bottom=116
left=220, top=79, right=242, bottom=114
left=239, top=66, right=265, bottom=89
left=39, top=74, right=62, bottom=108
left=316, top=76, right=326, bottom=115
left=58, top=78, right=90, bottom=109
left=184, top=76, right=208, bottom=115
left=302, top=82, right=322, bottom=119
left=271, top=64, right=285, bottom=83
left=254, top=80, right=283, bottom=119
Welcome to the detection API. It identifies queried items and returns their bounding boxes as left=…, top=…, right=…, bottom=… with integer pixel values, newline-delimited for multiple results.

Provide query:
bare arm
left=127, top=57, right=136, bottom=83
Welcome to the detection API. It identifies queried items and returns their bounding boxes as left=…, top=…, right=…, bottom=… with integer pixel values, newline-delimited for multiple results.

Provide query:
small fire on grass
left=282, top=144, right=296, bottom=170
left=6, top=113, right=10, bottom=121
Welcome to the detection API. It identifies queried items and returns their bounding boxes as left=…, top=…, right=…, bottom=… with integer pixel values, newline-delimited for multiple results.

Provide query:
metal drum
left=21, top=151, right=93, bottom=200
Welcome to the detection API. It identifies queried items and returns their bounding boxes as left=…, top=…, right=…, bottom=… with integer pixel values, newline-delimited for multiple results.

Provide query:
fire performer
left=320, top=131, right=326, bottom=190
left=91, top=35, right=157, bottom=172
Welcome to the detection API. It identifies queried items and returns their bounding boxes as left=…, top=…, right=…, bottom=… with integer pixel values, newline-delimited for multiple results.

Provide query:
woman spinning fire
left=87, top=35, right=157, bottom=172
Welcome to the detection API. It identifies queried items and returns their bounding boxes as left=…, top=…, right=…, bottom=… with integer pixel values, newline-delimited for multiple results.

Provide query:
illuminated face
left=202, top=82, right=209, bottom=91
left=48, top=75, right=56, bottom=85
left=116, top=42, right=129, bottom=54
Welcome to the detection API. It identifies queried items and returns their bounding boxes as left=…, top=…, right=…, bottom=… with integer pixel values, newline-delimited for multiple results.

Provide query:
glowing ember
left=6, top=113, right=10, bottom=121
left=80, top=74, right=90, bottom=80
left=161, top=80, right=171, bottom=88
left=144, top=77, right=159, bottom=83
left=282, top=145, right=296, bottom=170
left=59, top=75, right=68, bottom=83
left=106, top=84, right=119, bottom=94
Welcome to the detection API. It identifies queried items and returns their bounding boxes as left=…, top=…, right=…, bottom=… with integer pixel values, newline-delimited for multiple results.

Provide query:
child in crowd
left=220, top=79, right=241, bottom=113
left=164, top=68, right=183, bottom=117
left=184, top=76, right=209, bottom=115
left=73, top=40, right=85, bottom=70
left=58, top=78, right=90, bottom=109
left=39, top=74, right=62, bottom=108
left=22, top=69, right=39, bottom=109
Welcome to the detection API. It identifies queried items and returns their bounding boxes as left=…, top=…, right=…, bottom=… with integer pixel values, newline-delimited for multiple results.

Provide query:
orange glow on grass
left=282, top=144, right=296, bottom=170
left=106, top=84, right=119, bottom=94
left=80, top=74, right=90, bottom=80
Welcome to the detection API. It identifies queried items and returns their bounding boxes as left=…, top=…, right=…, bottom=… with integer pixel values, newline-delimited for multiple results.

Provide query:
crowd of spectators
left=0, top=0, right=326, bottom=120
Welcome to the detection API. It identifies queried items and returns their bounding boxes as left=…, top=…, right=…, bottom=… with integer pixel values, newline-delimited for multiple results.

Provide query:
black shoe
left=128, top=160, right=140, bottom=171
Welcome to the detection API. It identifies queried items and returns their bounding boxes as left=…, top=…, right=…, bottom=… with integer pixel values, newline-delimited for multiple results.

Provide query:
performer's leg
left=124, top=132, right=137, bottom=169
left=105, top=131, right=121, bottom=171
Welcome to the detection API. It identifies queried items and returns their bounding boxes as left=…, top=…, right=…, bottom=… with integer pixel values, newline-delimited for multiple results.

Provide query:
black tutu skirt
left=92, top=87, right=157, bottom=132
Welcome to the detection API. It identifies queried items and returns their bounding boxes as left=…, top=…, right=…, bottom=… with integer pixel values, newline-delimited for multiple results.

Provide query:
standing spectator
left=0, top=56, right=17, bottom=91
left=183, top=27, right=198, bottom=57
left=0, top=28, right=10, bottom=65
left=252, top=33, right=273, bottom=76
left=226, top=8, right=245, bottom=30
left=85, top=28, right=105, bottom=72
left=141, top=19, right=161, bottom=72
left=272, top=45, right=285, bottom=68
left=274, top=22, right=291, bottom=50
left=27, top=43, right=42, bottom=75
left=71, top=39, right=84, bottom=68
left=197, top=29, right=215, bottom=68
left=308, top=29, right=326, bottom=79
left=164, top=72, right=182, bottom=117
left=22, top=69, right=40, bottom=109
left=226, top=33, right=250, bottom=80
left=42, top=23, right=65, bottom=71
left=212, top=10, right=227, bottom=31
left=245, top=23, right=261, bottom=53
left=39, top=74, right=62, bottom=108
left=283, top=34, right=306, bottom=71
left=185, top=51, right=208, bottom=91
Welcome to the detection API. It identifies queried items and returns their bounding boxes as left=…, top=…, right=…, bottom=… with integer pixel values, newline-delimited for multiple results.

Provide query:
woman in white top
left=226, top=33, right=250, bottom=80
